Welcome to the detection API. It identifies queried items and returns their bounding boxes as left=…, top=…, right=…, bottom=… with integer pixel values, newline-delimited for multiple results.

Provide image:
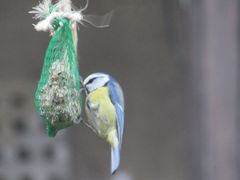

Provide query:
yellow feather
left=86, top=87, right=118, bottom=147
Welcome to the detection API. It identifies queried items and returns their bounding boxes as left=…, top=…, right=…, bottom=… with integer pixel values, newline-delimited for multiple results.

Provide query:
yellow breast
left=86, top=87, right=117, bottom=142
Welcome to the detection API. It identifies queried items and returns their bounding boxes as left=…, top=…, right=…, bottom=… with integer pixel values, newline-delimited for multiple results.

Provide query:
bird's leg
left=80, top=75, right=88, bottom=95
left=79, top=87, right=85, bottom=95
left=81, top=119, right=98, bottom=134
left=80, top=75, right=84, bottom=85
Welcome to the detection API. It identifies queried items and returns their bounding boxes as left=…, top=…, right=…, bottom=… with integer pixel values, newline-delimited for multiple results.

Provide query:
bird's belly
left=86, top=90, right=116, bottom=139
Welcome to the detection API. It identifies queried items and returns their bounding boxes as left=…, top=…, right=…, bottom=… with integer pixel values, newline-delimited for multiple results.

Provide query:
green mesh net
left=35, top=18, right=82, bottom=137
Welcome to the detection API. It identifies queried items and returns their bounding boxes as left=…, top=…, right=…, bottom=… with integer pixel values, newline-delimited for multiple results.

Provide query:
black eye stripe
left=87, top=77, right=97, bottom=84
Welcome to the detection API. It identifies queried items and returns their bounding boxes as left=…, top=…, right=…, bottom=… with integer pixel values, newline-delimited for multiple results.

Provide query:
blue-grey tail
left=111, top=145, right=120, bottom=175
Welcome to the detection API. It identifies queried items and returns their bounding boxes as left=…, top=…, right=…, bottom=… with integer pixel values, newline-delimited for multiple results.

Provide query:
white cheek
left=86, top=84, right=91, bottom=92
left=86, top=84, right=96, bottom=92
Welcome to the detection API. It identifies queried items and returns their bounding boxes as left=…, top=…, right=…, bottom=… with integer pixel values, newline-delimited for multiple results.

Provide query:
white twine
left=30, top=0, right=112, bottom=33
left=33, top=11, right=83, bottom=32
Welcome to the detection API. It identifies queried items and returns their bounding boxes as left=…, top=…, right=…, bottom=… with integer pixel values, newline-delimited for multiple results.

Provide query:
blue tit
left=83, top=73, right=124, bottom=174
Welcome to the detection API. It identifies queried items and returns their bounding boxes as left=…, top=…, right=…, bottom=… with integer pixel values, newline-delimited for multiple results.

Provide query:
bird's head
left=83, top=73, right=110, bottom=93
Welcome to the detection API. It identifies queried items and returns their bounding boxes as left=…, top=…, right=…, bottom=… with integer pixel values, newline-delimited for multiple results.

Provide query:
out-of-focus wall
left=0, top=0, right=194, bottom=180
left=0, top=80, right=72, bottom=180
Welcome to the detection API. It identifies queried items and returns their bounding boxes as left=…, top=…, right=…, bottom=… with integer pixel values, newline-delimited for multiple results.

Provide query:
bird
left=83, top=72, right=124, bottom=174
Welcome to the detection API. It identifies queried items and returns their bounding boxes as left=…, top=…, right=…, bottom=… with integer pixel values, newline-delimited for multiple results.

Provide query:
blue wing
left=108, top=77, right=124, bottom=149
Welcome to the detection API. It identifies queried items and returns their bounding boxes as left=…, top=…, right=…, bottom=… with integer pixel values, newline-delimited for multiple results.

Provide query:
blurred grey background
left=0, top=0, right=239, bottom=180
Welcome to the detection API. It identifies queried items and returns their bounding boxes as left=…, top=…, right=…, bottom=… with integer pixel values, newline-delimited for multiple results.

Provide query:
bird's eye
left=88, top=78, right=96, bottom=84
left=88, top=79, right=94, bottom=83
